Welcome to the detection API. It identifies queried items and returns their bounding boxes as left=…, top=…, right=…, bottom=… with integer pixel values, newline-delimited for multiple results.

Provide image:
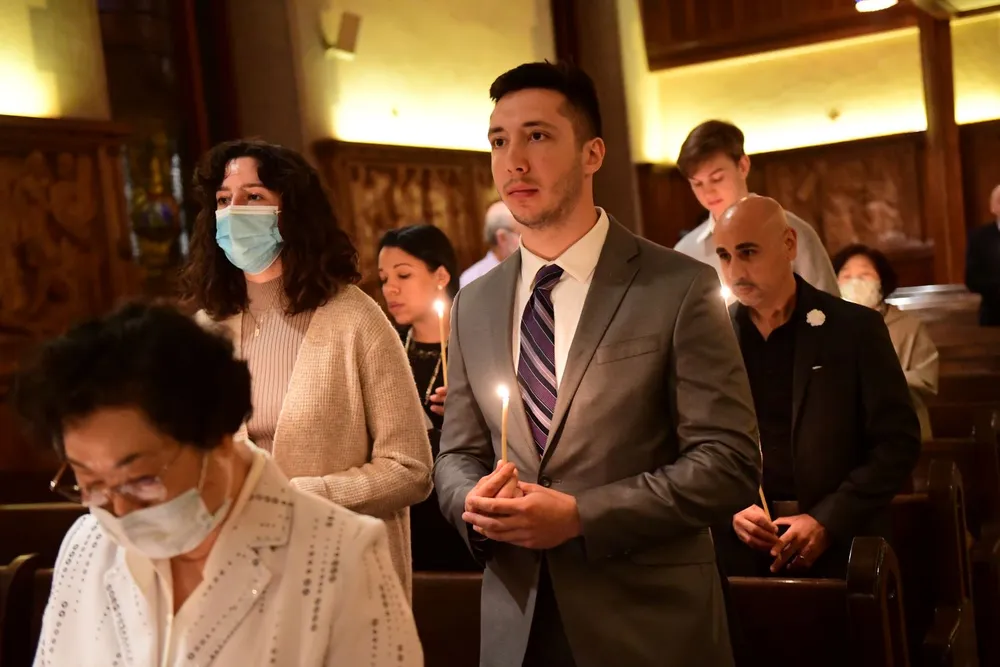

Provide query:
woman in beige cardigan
left=834, top=244, right=939, bottom=440
left=180, top=139, right=433, bottom=595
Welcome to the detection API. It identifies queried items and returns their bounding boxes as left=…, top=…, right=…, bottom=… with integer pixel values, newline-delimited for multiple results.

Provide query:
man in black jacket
left=966, top=184, right=1000, bottom=326
left=712, top=195, right=920, bottom=577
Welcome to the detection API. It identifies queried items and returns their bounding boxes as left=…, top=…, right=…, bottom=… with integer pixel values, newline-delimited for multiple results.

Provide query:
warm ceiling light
left=856, top=0, right=898, bottom=11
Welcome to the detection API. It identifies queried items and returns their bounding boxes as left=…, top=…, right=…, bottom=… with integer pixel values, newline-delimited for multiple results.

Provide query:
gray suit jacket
left=434, top=219, right=761, bottom=667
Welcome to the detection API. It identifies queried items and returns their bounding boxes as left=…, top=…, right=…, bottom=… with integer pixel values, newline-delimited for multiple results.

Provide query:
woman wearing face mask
left=179, top=140, right=432, bottom=597
left=378, top=224, right=481, bottom=572
left=833, top=244, right=939, bottom=440
left=12, top=302, right=422, bottom=667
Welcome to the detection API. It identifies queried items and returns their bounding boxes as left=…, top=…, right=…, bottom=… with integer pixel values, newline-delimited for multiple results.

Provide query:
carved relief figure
left=0, top=150, right=98, bottom=333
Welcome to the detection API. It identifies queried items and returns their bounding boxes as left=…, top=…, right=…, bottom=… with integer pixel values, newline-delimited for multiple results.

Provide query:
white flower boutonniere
left=806, top=309, right=826, bottom=327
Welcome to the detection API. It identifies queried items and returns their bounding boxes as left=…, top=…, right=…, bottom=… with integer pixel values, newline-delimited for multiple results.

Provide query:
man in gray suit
left=434, top=61, right=761, bottom=667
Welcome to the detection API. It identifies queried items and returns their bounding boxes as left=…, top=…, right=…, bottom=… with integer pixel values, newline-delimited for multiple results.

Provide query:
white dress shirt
left=512, top=208, right=610, bottom=386
left=460, top=251, right=501, bottom=287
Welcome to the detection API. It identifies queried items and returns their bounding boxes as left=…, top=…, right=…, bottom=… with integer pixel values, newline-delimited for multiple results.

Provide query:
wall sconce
left=323, top=11, right=361, bottom=61
left=855, top=0, right=898, bottom=10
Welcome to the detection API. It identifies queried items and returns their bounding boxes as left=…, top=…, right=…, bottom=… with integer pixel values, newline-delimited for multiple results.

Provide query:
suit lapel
left=542, top=221, right=639, bottom=468
left=487, top=251, right=537, bottom=465
left=791, top=280, right=823, bottom=441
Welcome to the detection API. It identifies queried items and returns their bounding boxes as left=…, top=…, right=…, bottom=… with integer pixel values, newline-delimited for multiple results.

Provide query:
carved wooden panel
left=312, top=140, right=496, bottom=296
left=746, top=134, right=928, bottom=255
left=0, top=115, right=137, bottom=478
left=639, top=0, right=916, bottom=69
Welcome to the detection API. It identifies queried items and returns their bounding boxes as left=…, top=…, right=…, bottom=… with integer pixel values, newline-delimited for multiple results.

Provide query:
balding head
left=714, top=195, right=798, bottom=309
left=484, top=201, right=520, bottom=259
left=990, top=184, right=1000, bottom=218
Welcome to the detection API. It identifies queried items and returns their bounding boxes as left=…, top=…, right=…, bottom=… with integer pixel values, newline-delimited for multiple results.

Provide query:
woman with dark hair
left=13, top=302, right=421, bottom=666
left=378, top=224, right=480, bottom=572
left=833, top=243, right=939, bottom=440
left=179, top=140, right=432, bottom=596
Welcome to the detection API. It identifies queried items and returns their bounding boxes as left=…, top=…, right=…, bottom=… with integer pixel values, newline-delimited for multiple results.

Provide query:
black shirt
left=966, top=222, right=1000, bottom=326
left=736, top=298, right=799, bottom=501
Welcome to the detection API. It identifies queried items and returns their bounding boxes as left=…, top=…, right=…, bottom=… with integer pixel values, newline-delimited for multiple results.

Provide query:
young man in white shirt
left=673, top=120, right=839, bottom=295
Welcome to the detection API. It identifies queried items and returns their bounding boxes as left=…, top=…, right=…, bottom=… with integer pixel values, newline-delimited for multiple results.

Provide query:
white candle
left=497, top=385, right=510, bottom=464
left=433, top=299, right=448, bottom=388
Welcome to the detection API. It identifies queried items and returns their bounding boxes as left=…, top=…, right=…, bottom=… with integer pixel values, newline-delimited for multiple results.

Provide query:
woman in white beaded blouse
left=12, top=302, right=422, bottom=667
left=179, top=140, right=432, bottom=596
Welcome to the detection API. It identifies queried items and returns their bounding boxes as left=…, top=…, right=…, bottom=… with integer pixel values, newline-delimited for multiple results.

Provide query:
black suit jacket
left=965, top=221, right=1000, bottom=326
left=729, top=276, right=921, bottom=544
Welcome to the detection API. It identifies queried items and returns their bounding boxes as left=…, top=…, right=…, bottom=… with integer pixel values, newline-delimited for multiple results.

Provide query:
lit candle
left=497, top=385, right=510, bottom=464
left=433, top=299, right=448, bottom=388
left=720, top=284, right=732, bottom=302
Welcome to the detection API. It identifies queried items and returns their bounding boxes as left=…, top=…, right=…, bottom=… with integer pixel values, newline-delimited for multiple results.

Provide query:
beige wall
left=283, top=0, right=555, bottom=153
left=0, top=0, right=109, bottom=120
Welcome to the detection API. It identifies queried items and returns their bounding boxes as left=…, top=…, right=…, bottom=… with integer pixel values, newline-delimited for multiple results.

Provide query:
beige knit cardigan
left=199, top=285, right=433, bottom=596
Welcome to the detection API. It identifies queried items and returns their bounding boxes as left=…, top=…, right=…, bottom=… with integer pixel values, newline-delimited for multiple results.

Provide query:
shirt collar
left=519, top=207, right=610, bottom=286
left=695, top=213, right=715, bottom=244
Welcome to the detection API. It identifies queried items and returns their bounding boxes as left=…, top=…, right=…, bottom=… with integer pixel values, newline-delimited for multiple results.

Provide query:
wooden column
left=550, top=0, right=644, bottom=234
left=918, top=11, right=966, bottom=283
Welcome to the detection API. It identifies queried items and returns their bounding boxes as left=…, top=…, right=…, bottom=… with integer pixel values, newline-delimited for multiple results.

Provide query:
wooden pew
left=893, top=460, right=979, bottom=666
left=920, top=407, right=1000, bottom=667
left=413, top=571, right=481, bottom=667
left=0, top=503, right=86, bottom=568
left=928, top=405, right=999, bottom=441
left=0, top=553, right=42, bottom=667
left=728, top=537, right=909, bottom=666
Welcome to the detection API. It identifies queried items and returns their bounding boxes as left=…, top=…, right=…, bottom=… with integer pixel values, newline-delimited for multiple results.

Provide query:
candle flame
left=497, top=385, right=510, bottom=400
left=433, top=299, right=445, bottom=317
left=720, top=285, right=732, bottom=301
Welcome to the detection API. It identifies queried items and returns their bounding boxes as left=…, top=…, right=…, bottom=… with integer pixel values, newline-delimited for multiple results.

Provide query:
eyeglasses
left=50, top=446, right=186, bottom=508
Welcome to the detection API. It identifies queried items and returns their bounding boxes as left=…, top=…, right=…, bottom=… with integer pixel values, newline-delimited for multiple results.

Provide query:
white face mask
left=840, top=277, right=883, bottom=309
left=91, top=453, right=232, bottom=559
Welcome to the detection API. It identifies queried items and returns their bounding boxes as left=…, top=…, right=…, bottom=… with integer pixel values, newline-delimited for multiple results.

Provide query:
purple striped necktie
left=517, top=263, right=564, bottom=456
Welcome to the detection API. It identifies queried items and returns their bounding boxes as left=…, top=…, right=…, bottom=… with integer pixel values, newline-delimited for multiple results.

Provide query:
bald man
left=459, top=201, right=521, bottom=287
left=965, top=184, right=1000, bottom=326
left=712, top=196, right=919, bottom=578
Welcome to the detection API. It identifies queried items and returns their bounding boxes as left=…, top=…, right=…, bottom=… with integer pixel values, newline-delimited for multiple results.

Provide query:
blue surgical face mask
left=215, top=205, right=283, bottom=275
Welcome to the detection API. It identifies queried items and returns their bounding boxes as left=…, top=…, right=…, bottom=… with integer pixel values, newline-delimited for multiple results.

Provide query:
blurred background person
left=834, top=244, right=939, bottom=441
left=379, top=224, right=481, bottom=572
left=180, top=139, right=432, bottom=596
left=674, top=120, right=838, bottom=295
left=459, top=200, right=520, bottom=287
left=965, top=184, right=1000, bottom=326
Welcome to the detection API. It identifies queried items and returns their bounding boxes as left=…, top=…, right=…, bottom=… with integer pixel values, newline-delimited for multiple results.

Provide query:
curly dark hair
left=11, top=301, right=252, bottom=457
left=179, top=139, right=360, bottom=318
left=831, top=243, right=899, bottom=298
left=378, top=224, right=460, bottom=298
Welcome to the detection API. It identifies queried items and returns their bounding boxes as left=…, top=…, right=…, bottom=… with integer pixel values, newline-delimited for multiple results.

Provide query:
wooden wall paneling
left=918, top=12, right=967, bottom=283
left=634, top=163, right=703, bottom=248
left=311, top=140, right=496, bottom=297
left=0, top=115, right=137, bottom=493
left=639, top=0, right=917, bottom=70
left=959, top=119, right=1000, bottom=229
